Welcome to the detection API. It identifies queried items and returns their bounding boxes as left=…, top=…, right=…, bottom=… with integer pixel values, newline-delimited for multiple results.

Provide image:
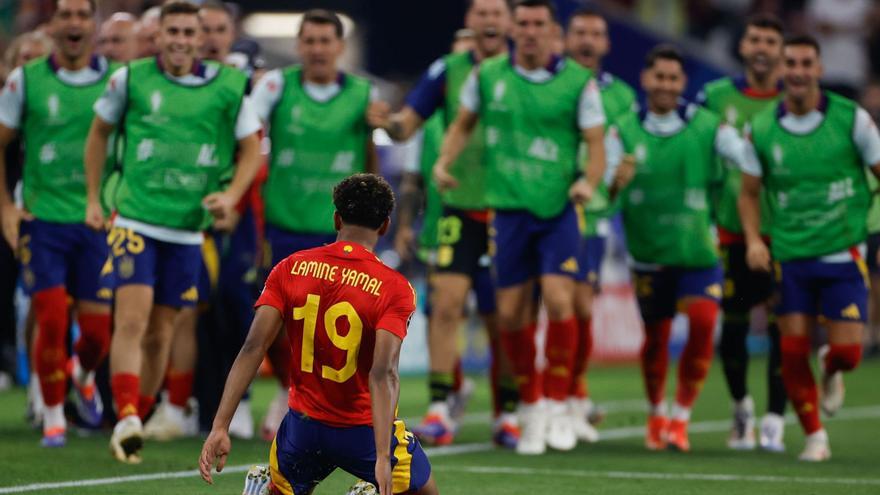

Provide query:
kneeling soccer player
left=200, top=174, right=438, bottom=495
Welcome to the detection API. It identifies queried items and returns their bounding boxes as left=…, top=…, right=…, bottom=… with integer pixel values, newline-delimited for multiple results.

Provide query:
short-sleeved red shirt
left=255, top=241, right=416, bottom=427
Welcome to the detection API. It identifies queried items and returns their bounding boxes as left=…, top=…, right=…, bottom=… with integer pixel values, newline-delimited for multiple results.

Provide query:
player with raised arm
left=370, top=0, right=520, bottom=448
left=564, top=7, right=637, bottom=443
left=698, top=14, right=787, bottom=452
left=248, top=8, right=379, bottom=440
left=433, top=0, right=606, bottom=455
left=0, top=0, right=114, bottom=447
left=608, top=45, right=747, bottom=453
left=738, top=35, right=880, bottom=461
left=84, top=0, right=262, bottom=463
left=200, top=174, right=438, bottom=495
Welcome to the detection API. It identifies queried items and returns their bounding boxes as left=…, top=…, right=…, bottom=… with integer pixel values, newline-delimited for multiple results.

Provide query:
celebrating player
left=698, top=14, right=788, bottom=452
left=84, top=0, right=262, bottom=463
left=739, top=35, right=880, bottom=461
left=370, top=0, right=520, bottom=448
left=249, top=8, right=379, bottom=440
left=434, top=0, right=607, bottom=455
left=144, top=0, right=244, bottom=442
left=200, top=174, right=438, bottom=495
left=564, top=7, right=637, bottom=443
left=0, top=0, right=114, bottom=447
left=608, top=45, right=747, bottom=453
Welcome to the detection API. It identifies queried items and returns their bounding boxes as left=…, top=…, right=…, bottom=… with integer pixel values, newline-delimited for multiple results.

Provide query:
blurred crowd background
left=2, top=1, right=880, bottom=102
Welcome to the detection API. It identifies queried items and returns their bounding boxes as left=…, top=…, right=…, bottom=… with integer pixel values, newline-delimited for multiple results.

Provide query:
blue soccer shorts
left=269, top=410, right=432, bottom=495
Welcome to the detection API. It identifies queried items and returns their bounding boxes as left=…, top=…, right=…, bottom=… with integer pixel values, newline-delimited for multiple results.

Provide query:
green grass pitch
left=1, top=357, right=879, bottom=494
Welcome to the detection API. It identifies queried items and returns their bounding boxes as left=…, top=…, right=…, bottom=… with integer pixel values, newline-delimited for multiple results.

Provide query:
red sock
left=500, top=323, right=540, bottom=403
left=167, top=369, right=194, bottom=408
left=74, top=313, right=111, bottom=371
left=569, top=318, right=593, bottom=398
left=780, top=335, right=821, bottom=434
left=642, top=319, right=672, bottom=407
left=267, top=335, right=291, bottom=389
left=452, top=359, right=463, bottom=392
left=111, top=373, right=140, bottom=419
left=138, top=394, right=156, bottom=420
left=824, top=344, right=862, bottom=373
left=489, top=335, right=501, bottom=416
left=676, top=299, right=718, bottom=408
left=33, top=287, right=70, bottom=407
left=543, top=318, right=578, bottom=401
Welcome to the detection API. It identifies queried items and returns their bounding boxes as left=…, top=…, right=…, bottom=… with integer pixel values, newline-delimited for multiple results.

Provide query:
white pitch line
left=2, top=404, right=879, bottom=494
left=432, top=465, right=880, bottom=486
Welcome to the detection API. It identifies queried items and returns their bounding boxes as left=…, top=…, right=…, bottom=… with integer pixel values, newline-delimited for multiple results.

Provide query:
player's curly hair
left=333, top=174, right=395, bottom=230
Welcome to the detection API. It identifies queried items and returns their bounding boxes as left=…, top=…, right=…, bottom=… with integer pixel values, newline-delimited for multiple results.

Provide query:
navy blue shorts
left=106, top=226, right=201, bottom=308
left=867, top=233, right=880, bottom=275
left=633, top=264, right=723, bottom=322
left=577, top=234, right=607, bottom=287
left=425, top=262, right=496, bottom=316
left=490, top=204, right=582, bottom=288
left=18, top=219, right=111, bottom=303
left=776, top=252, right=869, bottom=322
left=265, top=224, right=336, bottom=266
left=269, top=410, right=431, bottom=495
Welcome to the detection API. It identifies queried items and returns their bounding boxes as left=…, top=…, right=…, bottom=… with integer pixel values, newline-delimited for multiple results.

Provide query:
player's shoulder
left=825, top=90, right=858, bottom=112
left=701, top=76, right=735, bottom=96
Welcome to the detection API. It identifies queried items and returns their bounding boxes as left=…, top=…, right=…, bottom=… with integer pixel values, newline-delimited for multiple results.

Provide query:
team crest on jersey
left=724, top=106, right=738, bottom=126
left=772, top=143, right=783, bottom=167
left=634, top=144, right=647, bottom=164
left=143, top=91, right=168, bottom=124
left=47, top=94, right=60, bottom=123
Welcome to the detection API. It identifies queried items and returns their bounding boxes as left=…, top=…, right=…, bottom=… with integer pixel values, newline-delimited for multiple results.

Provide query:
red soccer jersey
left=255, top=241, right=416, bottom=427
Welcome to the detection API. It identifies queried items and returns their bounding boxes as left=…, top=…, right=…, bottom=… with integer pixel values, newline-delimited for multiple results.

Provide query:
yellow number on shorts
left=108, top=227, right=145, bottom=256
left=293, top=294, right=363, bottom=383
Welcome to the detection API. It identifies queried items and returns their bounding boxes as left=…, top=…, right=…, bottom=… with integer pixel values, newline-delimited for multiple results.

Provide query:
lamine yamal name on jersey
left=290, top=259, right=383, bottom=296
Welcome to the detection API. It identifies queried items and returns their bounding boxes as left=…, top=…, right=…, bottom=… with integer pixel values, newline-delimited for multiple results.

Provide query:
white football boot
left=241, top=465, right=271, bottom=495
left=110, top=415, right=144, bottom=464
left=567, top=397, right=599, bottom=443
left=230, top=400, right=255, bottom=440
left=758, top=413, right=786, bottom=453
left=798, top=429, right=831, bottom=462
left=545, top=399, right=577, bottom=451
left=727, top=396, right=756, bottom=450
left=516, top=400, right=547, bottom=455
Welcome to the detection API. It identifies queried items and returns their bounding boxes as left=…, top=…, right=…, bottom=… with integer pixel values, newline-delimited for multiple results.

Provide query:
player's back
left=258, top=241, right=415, bottom=428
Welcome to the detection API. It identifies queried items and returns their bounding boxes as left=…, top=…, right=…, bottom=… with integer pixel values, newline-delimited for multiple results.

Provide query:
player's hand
left=613, top=154, right=637, bottom=191
left=568, top=177, right=594, bottom=205
left=85, top=200, right=105, bottom=232
left=199, top=428, right=231, bottom=485
left=367, top=100, right=391, bottom=129
left=394, top=225, right=416, bottom=262
left=433, top=161, right=458, bottom=191
left=213, top=208, right=241, bottom=233
left=203, top=192, right=236, bottom=222
left=1, top=203, right=33, bottom=251
left=746, top=240, right=771, bottom=272
left=374, top=456, right=393, bottom=495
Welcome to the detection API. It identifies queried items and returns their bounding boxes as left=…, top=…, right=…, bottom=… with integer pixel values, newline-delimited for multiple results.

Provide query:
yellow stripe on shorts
left=269, top=437, right=295, bottom=495
left=201, top=235, right=220, bottom=289
left=391, top=419, right=413, bottom=494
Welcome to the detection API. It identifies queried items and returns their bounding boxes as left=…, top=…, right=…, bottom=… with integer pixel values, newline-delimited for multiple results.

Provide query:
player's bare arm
left=200, top=305, right=283, bottom=484
left=738, top=172, right=770, bottom=272
left=365, top=135, right=379, bottom=175
left=571, top=124, right=606, bottom=204
left=387, top=106, right=426, bottom=142
left=202, top=130, right=261, bottom=222
left=433, top=107, right=478, bottom=190
left=83, top=116, right=116, bottom=231
left=369, top=328, right=403, bottom=495
left=394, top=171, right=423, bottom=262
left=0, top=123, right=31, bottom=250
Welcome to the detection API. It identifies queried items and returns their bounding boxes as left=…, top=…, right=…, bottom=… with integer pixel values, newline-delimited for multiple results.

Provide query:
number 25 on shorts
left=294, top=293, right=363, bottom=383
